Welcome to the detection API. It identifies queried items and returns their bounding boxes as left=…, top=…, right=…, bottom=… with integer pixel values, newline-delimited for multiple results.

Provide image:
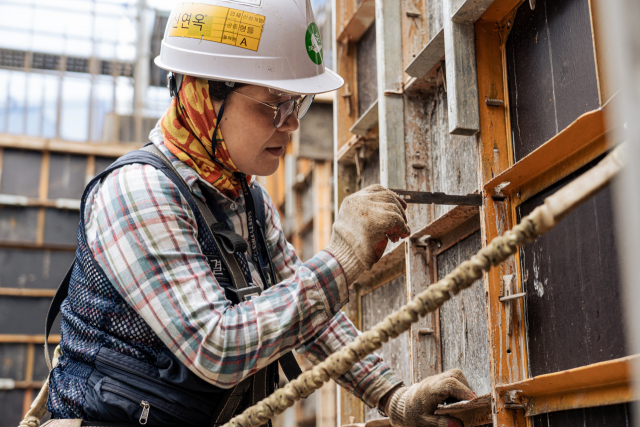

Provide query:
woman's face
left=212, top=84, right=299, bottom=176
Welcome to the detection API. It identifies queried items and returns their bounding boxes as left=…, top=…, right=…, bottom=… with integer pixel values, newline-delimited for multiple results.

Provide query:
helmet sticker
left=305, top=23, right=323, bottom=65
left=169, top=3, right=266, bottom=51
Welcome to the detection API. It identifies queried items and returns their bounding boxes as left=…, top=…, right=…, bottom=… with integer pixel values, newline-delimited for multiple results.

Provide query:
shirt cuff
left=304, top=250, right=350, bottom=316
left=351, top=361, right=404, bottom=408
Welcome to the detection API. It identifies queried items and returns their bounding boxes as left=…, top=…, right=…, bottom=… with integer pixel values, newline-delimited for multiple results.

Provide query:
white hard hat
left=154, top=0, right=344, bottom=95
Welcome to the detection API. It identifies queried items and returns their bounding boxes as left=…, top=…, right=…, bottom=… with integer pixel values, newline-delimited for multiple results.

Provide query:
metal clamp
left=500, top=275, right=525, bottom=335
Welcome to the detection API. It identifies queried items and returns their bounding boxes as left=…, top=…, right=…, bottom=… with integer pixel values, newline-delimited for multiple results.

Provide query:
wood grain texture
left=506, top=0, right=600, bottom=161
left=426, top=86, right=478, bottom=219
left=437, top=231, right=491, bottom=396
left=361, top=274, right=410, bottom=421
left=530, top=403, right=635, bottom=427
left=357, top=24, right=378, bottom=117
left=443, top=0, right=481, bottom=135
left=519, top=160, right=627, bottom=377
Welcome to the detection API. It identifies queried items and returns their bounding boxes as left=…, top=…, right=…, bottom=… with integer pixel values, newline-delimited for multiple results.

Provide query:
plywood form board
left=361, top=274, right=410, bottom=421
left=375, top=0, right=405, bottom=189
left=530, top=403, right=634, bottom=427
left=0, top=297, right=60, bottom=335
left=0, top=389, right=25, bottom=426
left=358, top=149, right=380, bottom=191
left=506, top=0, right=600, bottom=161
left=0, top=248, right=74, bottom=289
left=443, top=0, right=481, bottom=135
left=0, top=206, right=39, bottom=242
left=0, top=149, right=42, bottom=198
left=437, top=231, right=491, bottom=396
left=426, top=86, right=479, bottom=219
left=356, top=23, right=378, bottom=118
left=47, top=152, right=87, bottom=199
left=43, top=208, right=80, bottom=246
left=518, top=166, right=627, bottom=377
left=406, top=240, right=441, bottom=384
left=401, top=0, right=429, bottom=75
left=299, top=103, right=334, bottom=160
left=95, top=156, right=118, bottom=176
left=403, top=91, right=432, bottom=232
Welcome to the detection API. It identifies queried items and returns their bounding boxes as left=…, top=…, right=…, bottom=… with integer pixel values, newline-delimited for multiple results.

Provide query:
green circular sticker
left=305, top=23, right=323, bottom=65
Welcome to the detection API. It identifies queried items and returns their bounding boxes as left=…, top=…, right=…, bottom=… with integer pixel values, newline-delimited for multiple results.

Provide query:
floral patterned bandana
left=160, top=75, right=250, bottom=199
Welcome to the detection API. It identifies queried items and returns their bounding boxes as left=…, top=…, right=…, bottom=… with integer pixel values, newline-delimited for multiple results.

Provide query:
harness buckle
left=227, top=285, right=262, bottom=302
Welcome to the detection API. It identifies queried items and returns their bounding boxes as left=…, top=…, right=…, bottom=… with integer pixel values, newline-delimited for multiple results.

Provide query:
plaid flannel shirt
left=82, top=126, right=402, bottom=407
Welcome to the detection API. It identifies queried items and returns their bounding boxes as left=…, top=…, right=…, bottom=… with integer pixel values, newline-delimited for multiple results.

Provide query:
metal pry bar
left=391, top=189, right=483, bottom=206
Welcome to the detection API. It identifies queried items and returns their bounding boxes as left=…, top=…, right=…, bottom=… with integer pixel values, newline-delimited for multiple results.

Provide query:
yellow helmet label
left=169, top=2, right=266, bottom=51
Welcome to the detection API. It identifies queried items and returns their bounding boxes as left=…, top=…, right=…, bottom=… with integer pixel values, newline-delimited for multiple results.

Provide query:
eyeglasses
left=232, top=91, right=315, bottom=128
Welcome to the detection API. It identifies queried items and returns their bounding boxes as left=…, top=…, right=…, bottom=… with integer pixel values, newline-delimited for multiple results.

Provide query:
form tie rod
left=390, top=190, right=482, bottom=206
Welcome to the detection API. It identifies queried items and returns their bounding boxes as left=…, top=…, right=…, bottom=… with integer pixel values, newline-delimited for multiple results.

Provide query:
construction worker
left=24, top=1, right=476, bottom=426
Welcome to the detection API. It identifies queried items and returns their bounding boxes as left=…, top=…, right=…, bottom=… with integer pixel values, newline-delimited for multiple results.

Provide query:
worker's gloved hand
left=326, top=184, right=410, bottom=283
left=387, top=369, right=477, bottom=427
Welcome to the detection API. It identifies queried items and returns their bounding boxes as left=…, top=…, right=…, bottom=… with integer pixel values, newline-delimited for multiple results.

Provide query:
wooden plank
left=0, top=195, right=80, bottom=210
left=354, top=241, right=406, bottom=290
left=0, top=241, right=76, bottom=252
left=337, top=0, right=376, bottom=43
left=313, top=162, right=332, bottom=253
left=426, top=85, right=478, bottom=219
left=483, top=106, right=613, bottom=197
left=336, top=135, right=378, bottom=166
left=0, top=133, right=140, bottom=157
left=435, top=393, right=492, bottom=427
left=410, top=205, right=479, bottom=240
left=36, top=151, right=50, bottom=246
left=496, top=355, right=639, bottom=417
left=0, top=335, right=60, bottom=344
left=361, top=274, right=410, bottom=421
left=443, top=0, right=480, bottom=135
left=404, top=29, right=445, bottom=79
left=401, top=0, right=429, bottom=76
left=474, top=19, right=528, bottom=427
left=349, top=100, right=378, bottom=136
left=450, top=0, right=498, bottom=22
left=375, top=0, right=406, bottom=189
left=435, top=214, right=480, bottom=254
left=437, top=231, right=491, bottom=396
left=22, top=342, right=35, bottom=417
left=0, top=288, right=57, bottom=297
left=479, top=0, right=523, bottom=22
left=356, top=23, right=378, bottom=118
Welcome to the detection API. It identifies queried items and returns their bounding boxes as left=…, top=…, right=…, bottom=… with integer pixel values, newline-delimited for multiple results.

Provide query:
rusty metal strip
left=392, top=189, right=483, bottom=206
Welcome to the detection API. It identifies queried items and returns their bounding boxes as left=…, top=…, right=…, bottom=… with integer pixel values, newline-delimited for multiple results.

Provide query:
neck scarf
left=160, top=76, right=250, bottom=199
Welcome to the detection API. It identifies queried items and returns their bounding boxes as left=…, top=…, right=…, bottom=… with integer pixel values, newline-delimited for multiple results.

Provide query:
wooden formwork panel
left=506, top=0, right=600, bottom=161
left=437, top=231, right=491, bottom=396
left=0, top=390, right=25, bottom=426
left=47, top=153, right=87, bottom=199
left=518, top=161, right=627, bottom=377
left=361, top=273, right=410, bottom=421
left=0, top=207, right=39, bottom=242
left=529, top=403, right=634, bottom=426
left=0, top=149, right=42, bottom=197
left=0, top=248, right=74, bottom=290
left=0, top=297, right=60, bottom=335
left=356, top=24, right=378, bottom=118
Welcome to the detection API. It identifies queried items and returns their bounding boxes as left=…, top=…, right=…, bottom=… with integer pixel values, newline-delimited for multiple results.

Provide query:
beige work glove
left=387, top=369, right=477, bottom=427
left=326, top=184, right=410, bottom=283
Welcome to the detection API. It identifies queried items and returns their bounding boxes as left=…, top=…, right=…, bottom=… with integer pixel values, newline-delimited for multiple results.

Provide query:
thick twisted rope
left=223, top=146, right=624, bottom=427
